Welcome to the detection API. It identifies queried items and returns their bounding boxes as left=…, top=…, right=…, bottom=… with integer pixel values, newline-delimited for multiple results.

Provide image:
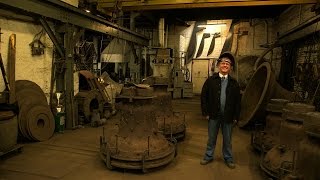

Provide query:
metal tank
left=260, top=103, right=315, bottom=179
left=100, top=88, right=176, bottom=172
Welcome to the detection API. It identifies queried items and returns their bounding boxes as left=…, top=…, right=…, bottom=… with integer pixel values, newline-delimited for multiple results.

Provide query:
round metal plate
left=26, top=105, right=54, bottom=141
left=16, top=88, right=48, bottom=107
left=15, top=80, right=45, bottom=95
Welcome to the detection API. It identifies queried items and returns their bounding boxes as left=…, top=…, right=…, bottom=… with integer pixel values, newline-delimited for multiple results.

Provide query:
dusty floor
left=0, top=96, right=267, bottom=180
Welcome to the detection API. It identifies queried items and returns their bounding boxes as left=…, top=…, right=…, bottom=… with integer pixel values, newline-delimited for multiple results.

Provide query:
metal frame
left=99, top=0, right=317, bottom=11
left=0, top=0, right=149, bottom=46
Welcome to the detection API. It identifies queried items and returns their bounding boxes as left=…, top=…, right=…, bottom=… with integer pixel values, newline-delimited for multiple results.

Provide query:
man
left=200, top=52, right=241, bottom=169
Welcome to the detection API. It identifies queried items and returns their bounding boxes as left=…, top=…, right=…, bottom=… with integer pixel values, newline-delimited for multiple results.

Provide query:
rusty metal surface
left=239, top=62, right=295, bottom=128
left=282, top=103, right=315, bottom=122
left=266, top=99, right=289, bottom=113
left=15, top=80, right=54, bottom=141
left=153, top=92, right=186, bottom=140
left=237, top=56, right=264, bottom=91
left=16, top=88, right=48, bottom=107
left=15, top=80, right=45, bottom=94
left=156, top=112, right=186, bottom=140
left=153, top=92, right=172, bottom=116
left=252, top=99, right=287, bottom=152
left=26, top=105, right=55, bottom=141
left=253, top=115, right=283, bottom=152
left=261, top=145, right=294, bottom=179
left=239, top=62, right=275, bottom=127
left=297, top=137, right=320, bottom=180
left=279, top=120, right=304, bottom=151
left=75, top=90, right=104, bottom=122
left=260, top=103, right=315, bottom=179
left=120, top=87, right=136, bottom=97
left=100, top=99, right=176, bottom=171
left=303, top=112, right=320, bottom=139
left=79, top=70, right=95, bottom=79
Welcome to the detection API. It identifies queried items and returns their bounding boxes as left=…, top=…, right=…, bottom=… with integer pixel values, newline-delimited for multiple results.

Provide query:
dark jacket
left=201, top=73, right=241, bottom=123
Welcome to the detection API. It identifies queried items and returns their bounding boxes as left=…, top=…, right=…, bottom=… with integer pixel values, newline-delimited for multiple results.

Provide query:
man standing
left=200, top=52, right=241, bottom=169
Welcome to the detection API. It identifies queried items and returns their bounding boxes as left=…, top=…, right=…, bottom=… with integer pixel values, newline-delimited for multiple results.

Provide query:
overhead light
left=198, top=23, right=226, bottom=28
left=85, top=9, right=91, bottom=13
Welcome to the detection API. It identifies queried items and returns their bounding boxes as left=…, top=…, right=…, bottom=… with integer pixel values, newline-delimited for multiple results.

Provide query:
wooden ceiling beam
left=98, top=0, right=317, bottom=11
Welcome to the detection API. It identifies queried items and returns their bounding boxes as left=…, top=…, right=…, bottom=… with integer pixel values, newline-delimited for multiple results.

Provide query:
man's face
left=218, top=58, right=232, bottom=75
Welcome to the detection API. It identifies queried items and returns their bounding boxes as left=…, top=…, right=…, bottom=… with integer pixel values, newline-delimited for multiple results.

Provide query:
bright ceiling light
left=197, top=23, right=226, bottom=28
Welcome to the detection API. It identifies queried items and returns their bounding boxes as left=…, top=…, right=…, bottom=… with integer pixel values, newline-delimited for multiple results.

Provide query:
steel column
left=64, top=25, right=75, bottom=129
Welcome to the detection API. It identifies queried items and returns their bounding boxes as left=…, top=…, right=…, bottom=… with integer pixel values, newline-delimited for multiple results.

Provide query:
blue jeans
left=204, top=118, right=233, bottom=163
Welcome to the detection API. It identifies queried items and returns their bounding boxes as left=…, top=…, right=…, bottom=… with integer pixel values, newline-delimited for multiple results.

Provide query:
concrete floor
left=0, top=96, right=267, bottom=180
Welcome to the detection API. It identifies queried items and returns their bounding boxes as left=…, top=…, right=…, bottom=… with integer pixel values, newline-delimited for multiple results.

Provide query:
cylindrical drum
left=0, top=111, right=17, bottom=152
left=252, top=99, right=288, bottom=151
left=264, top=99, right=289, bottom=149
left=261, top=103, right=315, bottom=178
left=297, top=136, right=320, bottom=180
left=296, top=112, right=320, bottom=180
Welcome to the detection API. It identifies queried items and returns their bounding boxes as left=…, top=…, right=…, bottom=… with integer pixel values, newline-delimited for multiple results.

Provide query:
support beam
left=39, top=17, right=65, bottom=58
left=0, top=0, right=149, bottom=46
left=64, top=25, right=76, bottom=130
left=98, top=0, right=317, bottom=11
left=278, top=14, right=320, bottom=44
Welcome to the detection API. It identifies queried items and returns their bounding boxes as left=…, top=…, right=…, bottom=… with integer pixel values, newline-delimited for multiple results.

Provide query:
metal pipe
left=144, top=47, right=147, bottom=78
left=159, top=18, right=165, bottom=47
left=147, top=136, right=150, bottom=156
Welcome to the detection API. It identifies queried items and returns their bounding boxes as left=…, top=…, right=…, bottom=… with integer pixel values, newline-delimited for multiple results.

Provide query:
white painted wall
left=60, top=0, right=79, bottom=7
left=0, top=17, right=53, bottom=100
left=196, top=20, right=232, bottom=59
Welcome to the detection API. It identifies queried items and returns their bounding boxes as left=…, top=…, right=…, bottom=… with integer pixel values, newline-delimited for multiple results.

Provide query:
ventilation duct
left=100, top=38, right=129, bottom=63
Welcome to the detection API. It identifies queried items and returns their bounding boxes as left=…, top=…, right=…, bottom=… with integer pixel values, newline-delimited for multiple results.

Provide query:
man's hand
left=233, top=119, right=238, bottom=127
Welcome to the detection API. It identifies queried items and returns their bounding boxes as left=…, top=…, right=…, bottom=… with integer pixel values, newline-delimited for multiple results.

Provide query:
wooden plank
left=8, top=34, right=16, bottom=104
left=99, top=0, right=317, bottom=10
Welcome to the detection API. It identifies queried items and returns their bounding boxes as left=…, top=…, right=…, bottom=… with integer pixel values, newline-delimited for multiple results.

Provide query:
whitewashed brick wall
left=0, top=17, right=53, bottom=100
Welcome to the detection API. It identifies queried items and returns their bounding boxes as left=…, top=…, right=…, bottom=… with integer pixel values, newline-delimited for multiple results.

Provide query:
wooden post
left=8, top=34, right=16, bottom=104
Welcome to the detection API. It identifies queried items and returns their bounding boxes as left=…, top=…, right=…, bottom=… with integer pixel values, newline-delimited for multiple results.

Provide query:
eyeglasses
left=219, top=62, right=231, bottom=66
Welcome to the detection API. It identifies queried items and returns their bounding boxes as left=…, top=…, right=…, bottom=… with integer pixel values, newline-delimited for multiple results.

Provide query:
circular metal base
left=164, top=129, right=186, bottom=141
left=261, top=145, right=294, bottom=179
left=100, top=141, right=176, bottom=172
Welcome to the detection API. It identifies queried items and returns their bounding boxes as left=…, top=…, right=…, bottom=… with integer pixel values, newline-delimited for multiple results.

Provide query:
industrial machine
left=75, top=70, right=119, bottom=126
left=143, top=47, right=193, bottom=99
left=99, top=87, right=177, bottom=172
